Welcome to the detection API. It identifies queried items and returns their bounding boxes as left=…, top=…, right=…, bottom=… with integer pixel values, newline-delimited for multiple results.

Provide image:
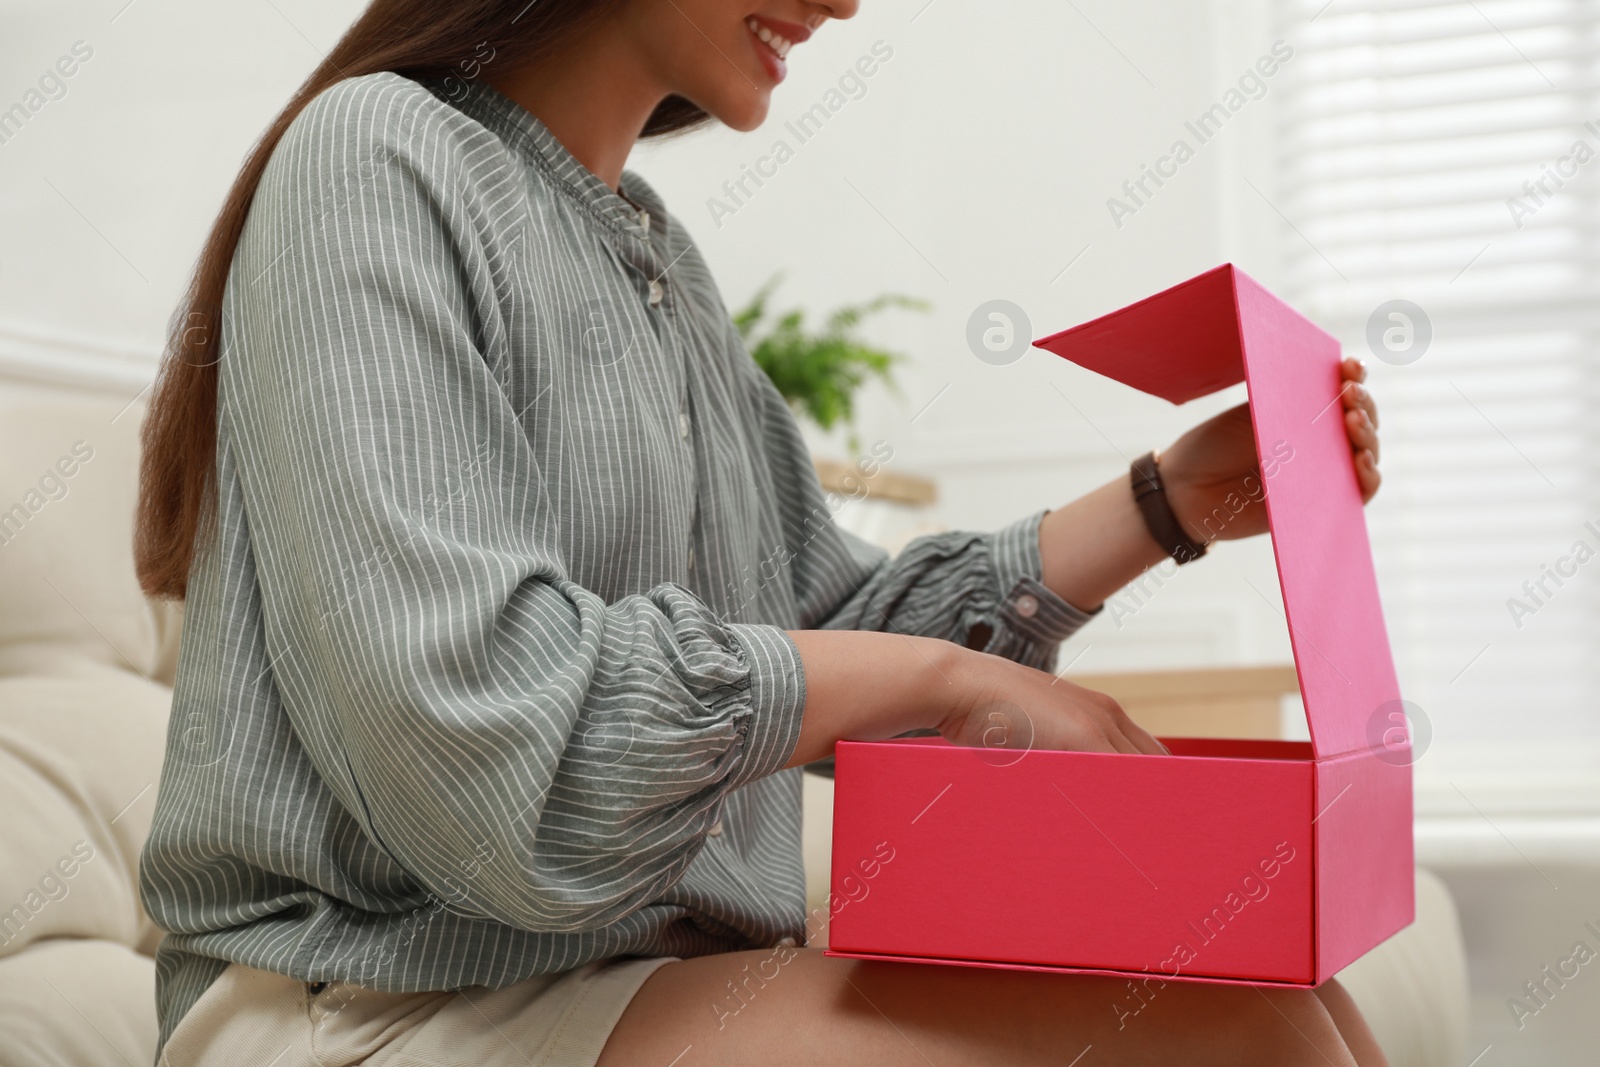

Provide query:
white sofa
left=0, top=396, right=181, bottom=1067
left=0, top=396, right=1470, bottom=1066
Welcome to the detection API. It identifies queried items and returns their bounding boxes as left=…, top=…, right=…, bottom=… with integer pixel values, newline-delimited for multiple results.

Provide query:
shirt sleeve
left=745, top=360, right=1099, bottom=676
left=220, top=89, right=804, bottom=936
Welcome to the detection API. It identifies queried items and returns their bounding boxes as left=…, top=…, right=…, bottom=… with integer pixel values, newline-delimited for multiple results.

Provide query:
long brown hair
left=135, top=0, right=709, bottom=601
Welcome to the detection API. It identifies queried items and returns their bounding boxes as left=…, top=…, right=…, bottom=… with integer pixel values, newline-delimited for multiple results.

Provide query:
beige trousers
left=158, top=956, right=675, bottom=1067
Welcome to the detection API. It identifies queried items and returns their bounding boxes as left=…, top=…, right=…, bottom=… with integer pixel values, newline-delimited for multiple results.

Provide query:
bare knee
left=1314, top=979, right=1390, bottom=1067
left=1211, top=986, right=1358, bottom=1067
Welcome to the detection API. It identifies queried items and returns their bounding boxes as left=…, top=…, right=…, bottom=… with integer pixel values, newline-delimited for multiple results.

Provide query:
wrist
left=929, top=641, right=990, bottom=739
left=1038, top=475, right=1167, bottom=611
left=914, top=637, right=970, bottom=732
left=1131, top=451, right=1208, bottom=565
left=1152, top=452, right=1201, bottom=533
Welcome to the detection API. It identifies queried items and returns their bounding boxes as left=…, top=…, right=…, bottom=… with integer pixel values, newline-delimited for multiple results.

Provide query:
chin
left=698, top=89, right=772, bottom=133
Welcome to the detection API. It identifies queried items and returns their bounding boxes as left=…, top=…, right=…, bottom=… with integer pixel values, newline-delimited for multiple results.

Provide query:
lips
left=745, top=15, right=812, bottom=83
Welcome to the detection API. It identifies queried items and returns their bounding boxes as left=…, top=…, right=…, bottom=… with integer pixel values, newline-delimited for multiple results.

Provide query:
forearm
left=780, top=481, right=1162, bottom=767
left=782, top=629, right=961, bottom=768
left=780, top=626, right=1169, bottom=765
left=1037, top=472, right=1168, bottom=614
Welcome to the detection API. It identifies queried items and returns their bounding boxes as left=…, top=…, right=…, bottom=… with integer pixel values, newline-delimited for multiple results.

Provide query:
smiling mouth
left=745, top=17, right=795, bottom=60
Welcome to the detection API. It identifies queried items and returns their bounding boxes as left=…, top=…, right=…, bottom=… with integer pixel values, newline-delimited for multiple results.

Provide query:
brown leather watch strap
left=1130, top=451, right=1207, bottom=565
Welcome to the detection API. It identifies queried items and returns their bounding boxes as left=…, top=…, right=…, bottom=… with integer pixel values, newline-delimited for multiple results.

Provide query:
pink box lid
left=1033, top=264, right=1402, bottom=760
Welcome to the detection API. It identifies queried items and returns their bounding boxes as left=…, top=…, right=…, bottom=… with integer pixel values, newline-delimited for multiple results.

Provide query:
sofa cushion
left=0, top=398, right=181, bottom=685
left=0, top=668, right=171, bottom=958
left=0, top=938, right=157, bottom=1067
left=1338, top=867, right=1471, bottom=1067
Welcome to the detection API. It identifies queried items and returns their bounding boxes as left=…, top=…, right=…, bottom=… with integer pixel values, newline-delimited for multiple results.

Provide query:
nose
left=810, top=0, right=859, bottom=23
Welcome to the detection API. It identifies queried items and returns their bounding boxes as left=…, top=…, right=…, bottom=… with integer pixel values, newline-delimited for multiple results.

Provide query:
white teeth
left=747, top=18, right=792, bottom=60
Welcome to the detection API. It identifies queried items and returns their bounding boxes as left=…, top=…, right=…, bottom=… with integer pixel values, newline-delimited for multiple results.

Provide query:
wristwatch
left=1130, top=451, right=1208, bottom=565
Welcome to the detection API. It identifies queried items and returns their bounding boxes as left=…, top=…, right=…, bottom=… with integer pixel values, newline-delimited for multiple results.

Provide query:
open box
left=824, top=264, right=1413, bottom=986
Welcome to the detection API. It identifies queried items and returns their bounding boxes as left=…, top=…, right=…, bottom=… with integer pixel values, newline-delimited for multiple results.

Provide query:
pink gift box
left=823, top=264, right=1413, bottom=987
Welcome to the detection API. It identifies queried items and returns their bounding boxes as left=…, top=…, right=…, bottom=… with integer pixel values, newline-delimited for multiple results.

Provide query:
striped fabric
left=138, top=70, right=1094, bottom=1060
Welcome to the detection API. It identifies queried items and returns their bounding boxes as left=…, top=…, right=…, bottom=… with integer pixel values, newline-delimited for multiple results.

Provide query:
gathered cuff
left=984, top=512, right=1100, bottom=667
left=721, top=624, right=807, bottom=790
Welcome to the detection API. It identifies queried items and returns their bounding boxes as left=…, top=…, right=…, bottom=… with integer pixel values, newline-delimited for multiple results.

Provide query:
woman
left=134, top=0, right=1388, bottom=1063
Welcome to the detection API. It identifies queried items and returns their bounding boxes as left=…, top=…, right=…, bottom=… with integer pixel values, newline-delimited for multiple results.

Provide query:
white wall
left=0, top=0, right=369, bottom=392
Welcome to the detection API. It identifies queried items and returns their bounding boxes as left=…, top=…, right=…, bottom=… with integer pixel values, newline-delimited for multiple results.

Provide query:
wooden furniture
left=812, top=458, right=937, bottom=507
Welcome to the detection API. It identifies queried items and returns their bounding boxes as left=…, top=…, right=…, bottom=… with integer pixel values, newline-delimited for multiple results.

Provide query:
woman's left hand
left=1158, top=356, right=1382, bottom=545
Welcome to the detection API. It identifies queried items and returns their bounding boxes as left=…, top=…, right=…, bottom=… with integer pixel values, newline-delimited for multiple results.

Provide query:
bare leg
left=1315, top=979, right=1390, bottom=1067
left=598, top=948, right=1361, bottom=1066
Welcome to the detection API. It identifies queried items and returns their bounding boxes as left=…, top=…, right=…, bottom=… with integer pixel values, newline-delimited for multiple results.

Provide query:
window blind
left=1273, top=0, right=1600, bottom=775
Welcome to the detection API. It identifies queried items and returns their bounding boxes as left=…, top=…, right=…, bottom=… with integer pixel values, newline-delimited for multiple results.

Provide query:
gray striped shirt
left=139, top=70, right=1093, bottom=1059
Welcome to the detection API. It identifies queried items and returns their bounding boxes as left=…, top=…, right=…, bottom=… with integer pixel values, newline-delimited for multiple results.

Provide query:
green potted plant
left=733, top=277, right=927, bottom=455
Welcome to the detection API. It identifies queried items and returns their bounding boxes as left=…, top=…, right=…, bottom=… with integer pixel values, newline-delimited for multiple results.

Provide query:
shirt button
left=687, top=546, right=696, bottom=571
left=648, top=278, right=664, bottom=306
left=774, top=936, right=798, bottom=948
left=1015, top=594, right=1040, bottom=618
left=707, top=819, right=723, bottom=837
left=678, top=412, right=690, bottom=439
left=638, top=209, right=650, bottom=234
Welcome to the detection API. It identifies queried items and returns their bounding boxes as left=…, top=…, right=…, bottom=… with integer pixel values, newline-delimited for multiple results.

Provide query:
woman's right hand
left=935, top=649, right=1169, bottom=758
left=783, top=630, right=1167, bottom=768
